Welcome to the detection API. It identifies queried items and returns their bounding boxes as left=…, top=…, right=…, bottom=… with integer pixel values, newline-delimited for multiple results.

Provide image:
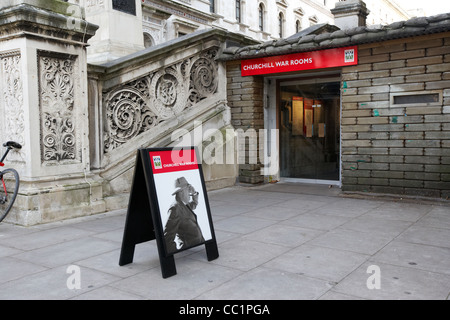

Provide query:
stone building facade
left=68, top=0, right=411, bottom=64
left=77, top=0, right=336, bottom=64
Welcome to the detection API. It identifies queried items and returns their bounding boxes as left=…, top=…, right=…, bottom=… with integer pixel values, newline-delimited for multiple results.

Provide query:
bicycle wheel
left=0, top=168, right=19, bottom=223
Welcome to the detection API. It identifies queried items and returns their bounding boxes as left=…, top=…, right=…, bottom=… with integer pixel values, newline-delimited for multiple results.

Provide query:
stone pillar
left=331, top=0, right=369, bottom=30
left=0, top=0, right=101, bottom=225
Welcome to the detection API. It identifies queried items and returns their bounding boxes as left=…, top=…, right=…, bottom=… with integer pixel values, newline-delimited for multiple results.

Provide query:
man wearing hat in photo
left=163, top=176, right=205, bottom=254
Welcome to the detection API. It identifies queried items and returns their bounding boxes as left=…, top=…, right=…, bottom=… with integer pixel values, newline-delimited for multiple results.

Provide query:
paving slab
left=12, top=237, right=119, bottom=268
left=195, top=267, right=333, bottom=300
left=0, top=257, right=48, bottom=285
left=213, top=215, right=277, bottom=234
left=109, top=259, right=242, bottom=300
left=209, top=203, right=257, bottom=217
left=311, top=198, right=382, bottom=218
left=263, top=244, right=370, bottom=283
left=333, top=261, right=450, bottom=300
left=396, top=225, right=450, bottom=248
left=416, top=206, right=450, bottom=229
left=76, top=247, right=158, bottom=278
left=0, top=265, right=120, bottom=300
left=197, top=238, right=290, bottom=272
left=308, top=228, right=393, bottom=255
left=281, top=212, right=351, bottom=231
left=0, top=226, right=94, bottom=251
left=242, top=224, right=324, bottom=248
left=372, top=241, right=450, bottom=275
left=243, top=206, right=302, bottom=221
left=363, top=202, right=432, bottom=222
left=338, top=215, right=413, bottom=238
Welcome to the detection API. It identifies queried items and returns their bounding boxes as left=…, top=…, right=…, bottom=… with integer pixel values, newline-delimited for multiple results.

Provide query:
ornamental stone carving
left=103, top=86, right=158, bottom=151
left=38, top=52, right=80, bottom=164
left=150, top=63, right=189, bottom=118
left=1, top=51, right=25, bottom=162
left=103, top=48, right=219, bottom=153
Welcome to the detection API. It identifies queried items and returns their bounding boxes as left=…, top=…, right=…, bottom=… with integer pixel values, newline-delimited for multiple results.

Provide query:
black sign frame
left=119, top=147, right=219, bottom=278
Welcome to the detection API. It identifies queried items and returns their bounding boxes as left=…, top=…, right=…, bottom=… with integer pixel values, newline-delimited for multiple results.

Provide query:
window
left=210, top=0, right=215, bottom=13
left=259, top=3, right=264, bottom=31
left=236, top=0, right=241, bottom=23
left=296, top=19, right=301, bottom=33
left=393, top=94, right=439, bottom=105
left=143, top=33, right=154, bottom=48
left=278, top=12, right=284, bottom=38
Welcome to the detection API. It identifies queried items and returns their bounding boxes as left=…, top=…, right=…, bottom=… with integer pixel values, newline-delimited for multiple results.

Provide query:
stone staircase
left=88, top=30, right=240, bottom=211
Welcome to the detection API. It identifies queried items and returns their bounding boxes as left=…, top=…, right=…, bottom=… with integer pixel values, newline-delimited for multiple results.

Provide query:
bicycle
left=0, top=141, right=22, bottom=223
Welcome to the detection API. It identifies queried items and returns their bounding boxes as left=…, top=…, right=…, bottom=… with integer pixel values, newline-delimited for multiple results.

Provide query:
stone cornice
left=143, top=0, right=217, bottom=25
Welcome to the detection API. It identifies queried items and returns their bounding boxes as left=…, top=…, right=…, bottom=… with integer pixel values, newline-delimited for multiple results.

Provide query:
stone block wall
left=226, top=60, right=265, bottom=184
left=341, top=33, right=450, bottom=199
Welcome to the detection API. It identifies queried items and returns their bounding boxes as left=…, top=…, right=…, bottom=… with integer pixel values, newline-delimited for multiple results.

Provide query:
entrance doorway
left=279, top=77, right=340, bottom=182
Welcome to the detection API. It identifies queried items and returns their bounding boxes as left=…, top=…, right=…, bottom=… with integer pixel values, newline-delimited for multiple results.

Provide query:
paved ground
left=0, top=182, right=449, bottom=300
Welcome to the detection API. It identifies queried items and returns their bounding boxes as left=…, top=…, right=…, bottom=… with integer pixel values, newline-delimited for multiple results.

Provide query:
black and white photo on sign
left=153, top=169, right=212, bottom=254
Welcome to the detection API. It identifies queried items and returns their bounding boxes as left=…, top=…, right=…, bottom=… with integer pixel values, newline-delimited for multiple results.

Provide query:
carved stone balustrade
left=89, top=29, right=251, bottom=211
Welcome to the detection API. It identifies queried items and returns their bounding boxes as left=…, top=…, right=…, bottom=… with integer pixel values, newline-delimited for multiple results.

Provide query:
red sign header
left=149, top=149, right=198, bottom=174
left=241, top=46, right=358, bottom=76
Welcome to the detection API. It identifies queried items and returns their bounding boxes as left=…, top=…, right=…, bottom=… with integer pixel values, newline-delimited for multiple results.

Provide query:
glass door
left=279, top=77, right=340, bottom=182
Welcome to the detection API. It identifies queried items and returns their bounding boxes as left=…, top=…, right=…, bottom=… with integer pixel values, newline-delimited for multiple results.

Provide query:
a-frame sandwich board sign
left=119, top=147, right=219, bottom=279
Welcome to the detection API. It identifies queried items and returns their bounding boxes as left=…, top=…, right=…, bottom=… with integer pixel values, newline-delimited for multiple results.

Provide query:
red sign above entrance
left=241, top=46, right=358, bottom=76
